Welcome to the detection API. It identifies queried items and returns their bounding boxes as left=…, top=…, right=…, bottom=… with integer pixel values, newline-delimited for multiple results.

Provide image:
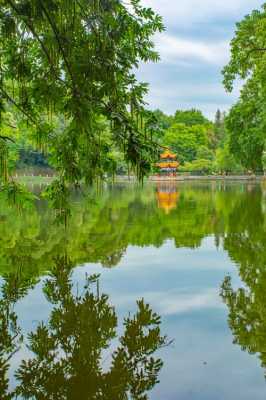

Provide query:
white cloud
left=144, top=81, right=242, bottom=104
left=155, top=33, right=229, bottom=65
left=136, top=0, right=262, bottom=116
left=137, top=71, right=241, bottom=118
left=142, top=0, right=263, bottom=26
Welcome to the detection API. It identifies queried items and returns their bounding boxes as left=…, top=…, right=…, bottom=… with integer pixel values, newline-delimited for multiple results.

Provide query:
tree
left=262, top=149, right=266, bottom=175
left=152, top=109, right=173, bottom=131
left=215, top=142, right=242, bottom=174
left=225, top=79, right=264, bottom=172
left=223, top=5, right=266, bottom=93
left=174, top=109, right=209, bottom=126
left=179, top=158, right=213, bottom=175
left=163, top=123, right=209, bottom=164
left=223, top=3, right=266, bottom=171
left=0, top=0, right=164, bottom=193
left=196, top=145, right=214, bottom=161
left=214, top=109, right=226, bottom=147
left=215, top=109, right=222, bottom=127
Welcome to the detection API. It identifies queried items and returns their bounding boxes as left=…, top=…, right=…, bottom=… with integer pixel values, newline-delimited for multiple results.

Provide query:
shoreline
left=115, top=175, right=265, bottom=182
left=148, top=175, right=264, bottom=182
left=11, top=174, right=266, bottom=185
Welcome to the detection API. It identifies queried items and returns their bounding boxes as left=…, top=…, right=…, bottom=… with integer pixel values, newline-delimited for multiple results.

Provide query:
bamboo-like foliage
left=0, top=0, right=164, bottom=197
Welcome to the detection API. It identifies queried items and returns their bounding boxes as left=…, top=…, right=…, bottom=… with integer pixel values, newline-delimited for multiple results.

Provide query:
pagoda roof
left=156, top=161, right=179, bottom=169
left=160, top=150, right=177, bottom=159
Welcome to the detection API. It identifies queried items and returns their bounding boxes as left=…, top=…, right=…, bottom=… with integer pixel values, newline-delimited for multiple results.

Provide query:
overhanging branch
left=6, top=0, right=67, bottom=88
left=0, top=135, right=15, bottom=143
left=40, top=2, right=77, bottom=93
left=0, top=86, right=37, bottom=125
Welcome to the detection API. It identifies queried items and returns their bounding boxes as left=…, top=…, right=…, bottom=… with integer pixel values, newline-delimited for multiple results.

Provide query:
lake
left=1, top=181, right=266, bottom=399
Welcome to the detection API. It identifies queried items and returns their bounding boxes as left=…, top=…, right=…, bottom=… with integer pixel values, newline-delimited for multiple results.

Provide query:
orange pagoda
left=156, top=150, right=179, bottom=177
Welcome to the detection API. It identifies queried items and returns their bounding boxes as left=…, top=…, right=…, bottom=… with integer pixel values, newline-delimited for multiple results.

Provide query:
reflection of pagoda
left=156, top=150, right=179, bottom=178
left=156, top=182, right=179, bottom=214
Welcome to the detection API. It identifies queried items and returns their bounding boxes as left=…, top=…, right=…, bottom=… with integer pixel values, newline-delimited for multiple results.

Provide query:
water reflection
left=1, top=182, right=266, bottom=394
left=0, top=257, right=166, bottom=399
left=156, top=182, right=179, bottom=214
left=221, top=276, right=266, bottom=376
left=1, top=182, right=262, bottom=275
left=220, top=183, right=266, bottom=377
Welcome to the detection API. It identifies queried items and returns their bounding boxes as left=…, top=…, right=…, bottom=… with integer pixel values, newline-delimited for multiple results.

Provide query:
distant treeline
left=7, top=107, right=259, bottom=176
left=149, top=108, right=245, bottom=175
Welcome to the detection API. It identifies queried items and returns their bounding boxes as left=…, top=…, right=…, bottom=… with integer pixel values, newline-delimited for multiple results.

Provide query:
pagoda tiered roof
left=160, top=150, right=177, bottom=160
left=156, top=161, right=179, bottom=168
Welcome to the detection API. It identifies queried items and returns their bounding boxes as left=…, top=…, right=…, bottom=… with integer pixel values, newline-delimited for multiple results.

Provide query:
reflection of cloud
left=112, top=287, right=223, bottom=316
left=154, top=288, right=222, bottom=315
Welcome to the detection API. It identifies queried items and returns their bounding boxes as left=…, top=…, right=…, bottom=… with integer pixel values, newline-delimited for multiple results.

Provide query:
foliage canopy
left=0, top=0, right=164, bottom=191
left=223, top=3, right=266, bottom=171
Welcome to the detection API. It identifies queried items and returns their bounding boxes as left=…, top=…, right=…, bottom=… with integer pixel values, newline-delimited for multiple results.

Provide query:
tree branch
left=6, top=0, right=66, bottom=88
left=40, top=2, right=77, bottom=92
left=244, top=47, right=266, bottom=63
left=0, top=86, right=37, bottom=125
left=5, top=123, right=17, bottom=130
left=0, top=135, right=15, bottom=143
left=5, top=346, right=20, bottom=363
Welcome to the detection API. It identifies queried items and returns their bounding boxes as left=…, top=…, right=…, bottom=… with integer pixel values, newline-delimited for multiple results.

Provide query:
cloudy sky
left=137, top=0, right=263, bottom=120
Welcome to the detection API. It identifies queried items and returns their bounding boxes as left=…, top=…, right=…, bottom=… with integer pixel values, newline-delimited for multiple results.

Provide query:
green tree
left=179, top=159, right=213, bottom=175
left=0, top=0, right=164, bottom=192
left=196, top=145, right=214, bottom=161
left=223, top=4, right=266, bottom=171
left=225, top=82, right=264, bottom=172
left=163, top=123, right=209, bottom=164
left=214, top=109, right=226, bottom=147
left=215, top=143, right=242, bottom=174
left=174, top=109, right=209, bottom=126
left=152, top=109, right=173, bottom=130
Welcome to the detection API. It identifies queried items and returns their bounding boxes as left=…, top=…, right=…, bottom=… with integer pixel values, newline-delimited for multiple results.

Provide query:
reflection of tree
left=221, top=275, right=266, bottom=376
left=0, top=270, right=36, bottom=399
left=0, top=183, right=261, bottom=277
left=0, top=258, right=167, bottom=399
left=221, top=186, right=266, bottom=376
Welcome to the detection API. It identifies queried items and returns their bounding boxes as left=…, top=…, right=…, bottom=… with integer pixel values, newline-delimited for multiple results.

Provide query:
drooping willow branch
left=0, top=0, right=164, bottom=187
left=5, top=0, right=65, bottom=87
left=0, top=135, right=15, bottom=143
left=39, top=1, right=77, bottom=95
left=0, top=86, right=37, bottom=125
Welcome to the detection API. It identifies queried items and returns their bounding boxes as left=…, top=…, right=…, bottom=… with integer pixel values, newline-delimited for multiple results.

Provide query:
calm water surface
left=1, top=181, right=266, bottom=399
